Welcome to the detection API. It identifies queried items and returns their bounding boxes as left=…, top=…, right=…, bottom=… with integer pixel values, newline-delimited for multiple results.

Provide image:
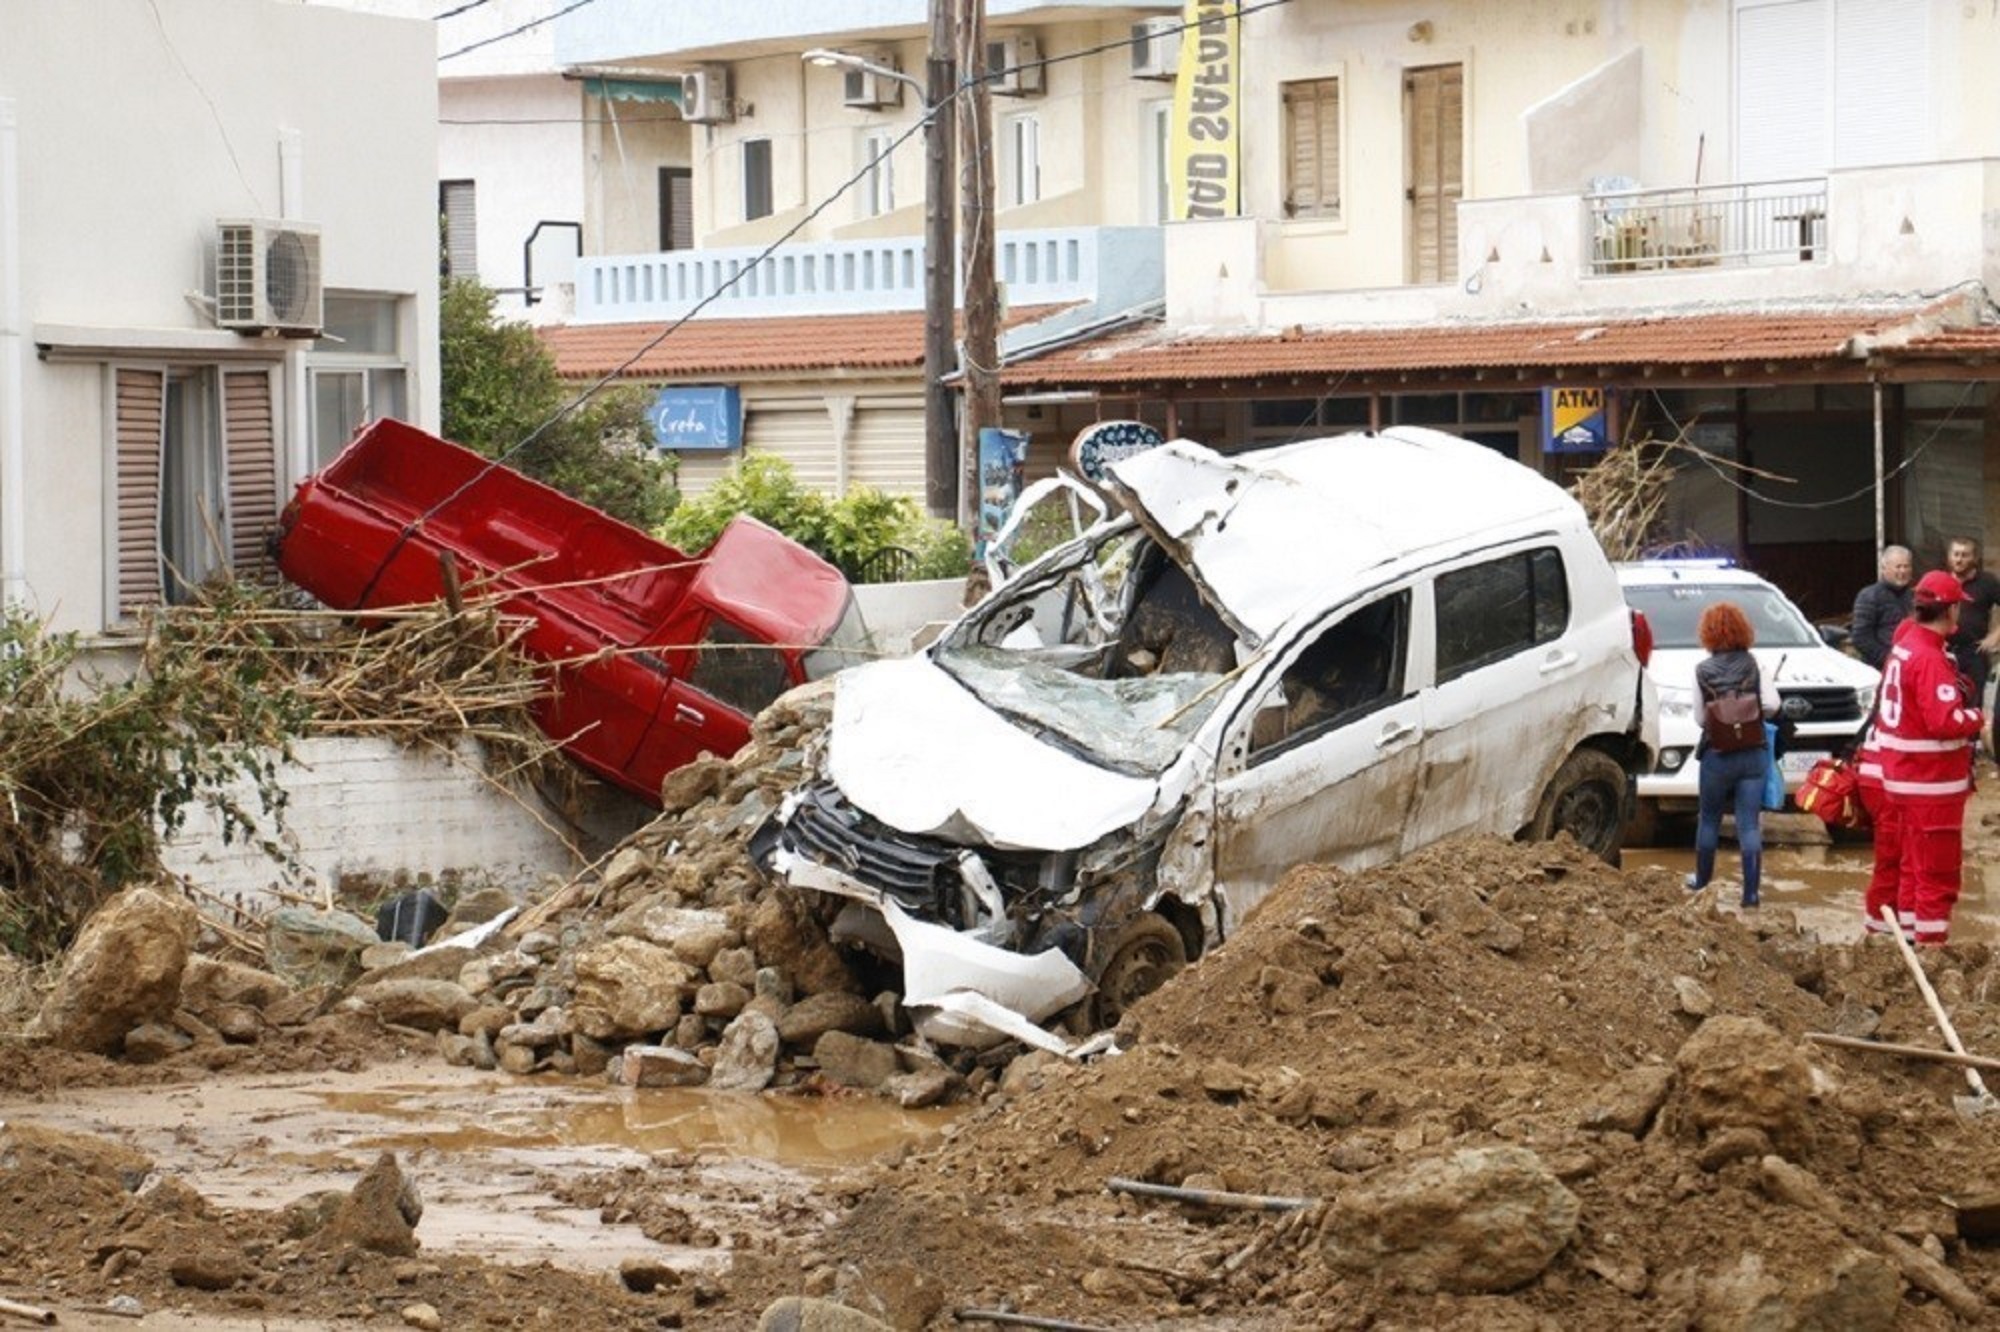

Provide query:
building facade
left=1, top=0, right=438, bottom=638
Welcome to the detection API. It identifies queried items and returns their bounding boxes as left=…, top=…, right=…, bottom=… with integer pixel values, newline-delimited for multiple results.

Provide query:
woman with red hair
left=1689, top=601, right=1778, bottom=905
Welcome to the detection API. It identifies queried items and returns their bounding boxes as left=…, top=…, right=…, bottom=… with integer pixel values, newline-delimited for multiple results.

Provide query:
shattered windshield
left=933, top=526, right=1242, bottom=773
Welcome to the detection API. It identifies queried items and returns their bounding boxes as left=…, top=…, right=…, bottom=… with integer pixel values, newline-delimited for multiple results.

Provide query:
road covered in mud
left=5, top=814, right=2000, bottom=1328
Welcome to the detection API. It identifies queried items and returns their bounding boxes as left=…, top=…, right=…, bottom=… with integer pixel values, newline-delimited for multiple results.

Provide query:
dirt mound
left=718, top=836, right=2000, bottom=1329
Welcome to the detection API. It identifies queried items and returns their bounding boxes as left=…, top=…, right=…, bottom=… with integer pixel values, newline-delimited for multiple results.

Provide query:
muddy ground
left=4, top=796, right=2000, bottom=1328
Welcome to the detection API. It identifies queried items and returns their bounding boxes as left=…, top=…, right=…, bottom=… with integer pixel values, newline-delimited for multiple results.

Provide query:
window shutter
left=114, top=367, right=166, bottom=620
left=1283, top=79, right=1340, bottom=218
left=441, top=180, right=477, bottom=279
left=1737, top=1, right=1829, bottom=179
left=1833, top=0, right=1929, bottom=167
left=1405, top=65, right=1463, bottom=285
left=659, top=167, right=693, bottom=249
left=223, top=368, right=279, bottom=582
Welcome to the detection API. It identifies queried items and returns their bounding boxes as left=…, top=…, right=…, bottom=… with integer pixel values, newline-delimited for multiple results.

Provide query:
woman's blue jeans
left=1695, top=744, right=1769, bottom=891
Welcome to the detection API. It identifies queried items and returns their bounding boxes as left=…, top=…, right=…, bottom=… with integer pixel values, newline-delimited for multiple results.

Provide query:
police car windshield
left=1624, top=581, right=1822, bottom=650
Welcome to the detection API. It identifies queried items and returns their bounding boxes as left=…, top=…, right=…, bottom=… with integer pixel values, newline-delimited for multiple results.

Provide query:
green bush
left=439, top=279, right=679, bottom=530
left=659, top=455, right=970, bottom=582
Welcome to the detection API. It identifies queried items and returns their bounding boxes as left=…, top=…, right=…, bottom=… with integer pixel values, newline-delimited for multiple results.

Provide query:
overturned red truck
left=272, top=419, right=867, bottom=804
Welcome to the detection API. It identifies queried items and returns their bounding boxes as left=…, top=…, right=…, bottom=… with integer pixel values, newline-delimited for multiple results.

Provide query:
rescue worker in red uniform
left=1877, top=570, right=1984, bottom=946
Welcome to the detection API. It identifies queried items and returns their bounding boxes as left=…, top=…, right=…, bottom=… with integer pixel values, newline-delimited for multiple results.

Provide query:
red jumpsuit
left=1877, top=620, right=1983, bottom=945
left=1854, top=722, right=1907, bottom=937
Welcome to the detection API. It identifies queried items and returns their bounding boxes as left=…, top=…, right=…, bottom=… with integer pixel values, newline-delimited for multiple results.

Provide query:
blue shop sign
left=648, top=386, right=742, bottom=452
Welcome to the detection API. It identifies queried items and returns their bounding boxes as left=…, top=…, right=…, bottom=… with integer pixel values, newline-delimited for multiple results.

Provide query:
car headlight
left=1658, top=684, right=1696, bottom=719
left=1856, top=683, right=1877, bottom=713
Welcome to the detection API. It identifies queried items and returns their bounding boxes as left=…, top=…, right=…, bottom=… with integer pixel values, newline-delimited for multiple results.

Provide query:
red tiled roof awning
left=541, top=304, right=1071, bottom=382
left=1000, top=301, right=1974, bottom=394
left=541, top=310, right=929, bottom=380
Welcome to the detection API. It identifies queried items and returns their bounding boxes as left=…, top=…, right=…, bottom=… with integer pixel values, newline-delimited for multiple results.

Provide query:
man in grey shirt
left=1850, top=545, right=1913, bottom=669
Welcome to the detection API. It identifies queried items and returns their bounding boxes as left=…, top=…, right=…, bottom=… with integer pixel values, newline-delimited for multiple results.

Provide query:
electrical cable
left=1643, top=382, right=1980, bottom=511
left=379, top=0, right=1291, bottom=586
left=441, top=0, right=606, bottom=62
left=434, top=0, right=498, bottom=19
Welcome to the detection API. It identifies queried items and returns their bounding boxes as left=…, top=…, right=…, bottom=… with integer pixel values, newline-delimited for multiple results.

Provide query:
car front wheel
left=1086, top=914, right=1188, bottom=1032
left=1527, top=747, right=1628, bottom=865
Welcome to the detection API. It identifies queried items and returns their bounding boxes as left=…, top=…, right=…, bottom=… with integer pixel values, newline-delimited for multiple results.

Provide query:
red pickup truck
left=272, top=419, right=866, bottom=804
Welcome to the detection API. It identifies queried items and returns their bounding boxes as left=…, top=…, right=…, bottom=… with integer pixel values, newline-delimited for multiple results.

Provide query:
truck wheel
left=1087, top=914, right=1187, bottom=1031
left=1528, top=748, right=1628, bottom=865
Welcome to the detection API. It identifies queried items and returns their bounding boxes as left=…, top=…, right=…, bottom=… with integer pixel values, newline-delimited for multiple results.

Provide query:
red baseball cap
left=1914, top=569, right=1968, bottom=607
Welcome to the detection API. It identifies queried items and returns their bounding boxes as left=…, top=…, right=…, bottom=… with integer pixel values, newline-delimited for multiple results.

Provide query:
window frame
left=1433, top=547, right=1571, bottom=684
left=440, top=178, right=477, bottom=279
left=861, top=129, right=896, bottom=217
left=743, top=138, right=775, bottom=222
left=1281, top=76, right=1343, bottom=221
left=1004, top=111, right=1041, bottom=208
left=1247, top=589, right=1412, bottom=765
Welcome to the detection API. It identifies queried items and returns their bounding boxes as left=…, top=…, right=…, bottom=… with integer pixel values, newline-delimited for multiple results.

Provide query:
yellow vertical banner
left=1169, top=0, right=1240, bottom=220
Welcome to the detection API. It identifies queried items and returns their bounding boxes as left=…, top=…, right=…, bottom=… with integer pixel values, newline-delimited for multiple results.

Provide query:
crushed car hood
left=825, top=655, right=1160, bottom=851
left=1107, top=433, right=1576, bottom=644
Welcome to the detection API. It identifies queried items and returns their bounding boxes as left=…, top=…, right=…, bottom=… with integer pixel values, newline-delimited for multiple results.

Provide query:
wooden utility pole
left=956, top=0, right=1001, bottom=532
left=922, top=0, right=958, bottom=519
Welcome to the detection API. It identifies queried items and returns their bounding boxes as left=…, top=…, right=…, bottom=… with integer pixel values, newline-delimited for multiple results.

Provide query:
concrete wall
left=161, top=736, right=649, bottom=913
left=2, top=0, right=439, bottom=636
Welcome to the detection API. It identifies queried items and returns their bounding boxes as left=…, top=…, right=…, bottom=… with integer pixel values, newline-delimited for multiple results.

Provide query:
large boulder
left=35, top=886, right=198, bottom=1054
left=1671, top=1015, right=1813, bottom=1154
left=709, top=1010, right=780, bottom=1092
left=349, top=978, right=477, bottom=1033
left=264, top=907, right=379, bottom=989
left=569, top=938, right=693, bottom=1041
left=179, top=955, right=291, bottom=1020
left=1321, top=1146, right=1580, bottom=1294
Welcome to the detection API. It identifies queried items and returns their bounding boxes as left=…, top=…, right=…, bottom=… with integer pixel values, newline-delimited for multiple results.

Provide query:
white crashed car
left=754, top=430, right=1658, bottom=1047
left=1615, top=561, right=1879, bottom=830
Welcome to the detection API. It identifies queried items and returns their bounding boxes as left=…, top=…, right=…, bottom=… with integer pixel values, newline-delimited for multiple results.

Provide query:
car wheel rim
left=1557, top=783, right=1619, bottom=853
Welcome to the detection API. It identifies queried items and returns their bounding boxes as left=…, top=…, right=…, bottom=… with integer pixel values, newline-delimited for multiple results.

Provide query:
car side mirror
left=1818, top=623, right=1850, bottom=649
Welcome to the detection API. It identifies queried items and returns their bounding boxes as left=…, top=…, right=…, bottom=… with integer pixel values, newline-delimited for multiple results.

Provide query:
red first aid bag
left=1796, top=755, right=1868, bottom=830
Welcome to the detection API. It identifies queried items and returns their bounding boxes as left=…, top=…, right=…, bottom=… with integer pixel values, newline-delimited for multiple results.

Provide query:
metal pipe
left=1105, top=1176, right=1316, bottom=1212
left=955, top=1310, right=1115, bottom=1331
left=521, top=220, right=583, bottom=308
left=0, top=98, right=25, bottom=608
left=1872, top=377, right=1885, bottom=551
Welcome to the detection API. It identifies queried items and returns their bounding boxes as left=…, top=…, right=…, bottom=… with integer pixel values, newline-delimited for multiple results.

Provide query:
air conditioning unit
left=681, top=65, right=733, bottom=124
left=1130, top=16, right=1180, bottom=80
left=215, top=219, right=322, bottom=336
left=842, top=51, right=904, bottom=109
left=986, top=34, right=1045, bottom=97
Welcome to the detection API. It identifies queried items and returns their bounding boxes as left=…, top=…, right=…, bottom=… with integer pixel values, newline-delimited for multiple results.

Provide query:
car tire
left=1529, top=748, right=1628, bottom=865
left=1087, top=914, right=1188, bottom=1032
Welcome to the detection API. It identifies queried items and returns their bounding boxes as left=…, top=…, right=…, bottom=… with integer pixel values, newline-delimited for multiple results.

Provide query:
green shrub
left=440, top=278, right=679, bottom=530
left=659, top=455, right=970, bottom=582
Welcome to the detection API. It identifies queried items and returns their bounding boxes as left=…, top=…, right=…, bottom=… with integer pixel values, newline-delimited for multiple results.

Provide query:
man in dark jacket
left=1851, top=545, right=1913, bottom=669
left=1944, top=536, right=2000, bottom=697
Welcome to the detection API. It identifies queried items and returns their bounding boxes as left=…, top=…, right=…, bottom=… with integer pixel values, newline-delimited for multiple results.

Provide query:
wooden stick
left=1806, top=1031, right=2000, bottom=1074
left=1879, top=905, right=1993, bottom=1100
left=0, top=1295, right=57, bottom=1325
left=954, top=1311, right=1114, bottom=1332
left=1106, top=1176, right=1316, bottom=1212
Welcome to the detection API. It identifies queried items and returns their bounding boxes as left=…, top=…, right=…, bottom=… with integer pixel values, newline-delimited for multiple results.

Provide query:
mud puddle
left=0, top=1056, right=953, bottom=1275
left=1627, top=826, right=2000, bottom=942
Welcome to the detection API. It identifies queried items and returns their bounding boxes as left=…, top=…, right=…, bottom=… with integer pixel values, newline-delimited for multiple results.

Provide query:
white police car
left=1616, top=560, right=1879, bottom=834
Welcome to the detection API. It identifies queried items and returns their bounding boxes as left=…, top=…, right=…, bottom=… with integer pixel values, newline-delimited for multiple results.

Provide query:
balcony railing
left=574, top=225, right=1162, bottom=324
left=1586, top=178, right=1828, bottom=275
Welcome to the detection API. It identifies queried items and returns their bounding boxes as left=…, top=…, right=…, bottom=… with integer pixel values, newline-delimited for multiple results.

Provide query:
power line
left=440, top=0, right=605, bottom=62
left=434, top=0, right=498, bottom=19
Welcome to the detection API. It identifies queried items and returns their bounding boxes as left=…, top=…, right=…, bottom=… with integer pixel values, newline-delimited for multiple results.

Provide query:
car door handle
left=675, top=703, right=706, bottom=726
left=1539, top=651, right=1579, bottom=674
left=1375, top=720, right=1415, bottom=748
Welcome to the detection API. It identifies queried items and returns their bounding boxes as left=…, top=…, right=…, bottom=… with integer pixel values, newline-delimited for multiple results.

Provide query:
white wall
left=1, top=0, right=439, bottom=635
left=160, top=737, right=647, bottom=912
